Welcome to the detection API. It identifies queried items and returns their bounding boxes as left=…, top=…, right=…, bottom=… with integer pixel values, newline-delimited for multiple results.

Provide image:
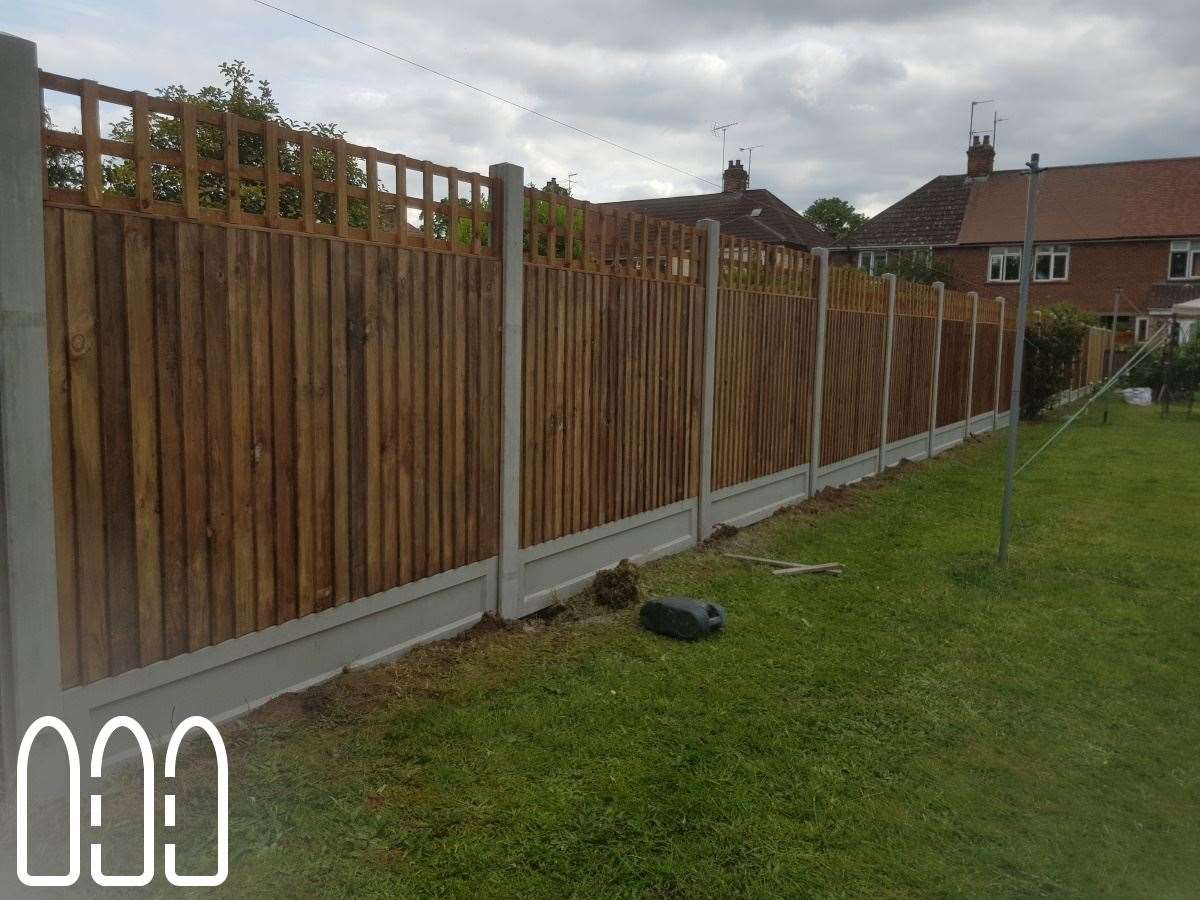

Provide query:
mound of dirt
left=592, top=559, right=641, bottom=609
left=700, top=522, right=740, bottom=548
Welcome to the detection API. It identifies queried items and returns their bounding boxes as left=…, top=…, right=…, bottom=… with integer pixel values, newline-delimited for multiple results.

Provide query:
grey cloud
left=14, top=0, right=1200, bottom=217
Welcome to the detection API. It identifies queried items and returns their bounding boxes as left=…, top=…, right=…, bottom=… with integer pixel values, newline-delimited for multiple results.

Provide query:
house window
left=1034, top=244, right=1069, bottom=281
left=988, top=246, right=1021, bottom=282
left=1135, top=317, right=1149, bottom=342
left=857, top=247, right=932, bottom=276
left=857, top=249, right=888, bottom=275
left=1168, top=240, right=1200, bottom=280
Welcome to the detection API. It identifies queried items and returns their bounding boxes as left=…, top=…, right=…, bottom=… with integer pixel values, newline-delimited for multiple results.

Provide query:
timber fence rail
left=0, top=48, right=1115, bottom=777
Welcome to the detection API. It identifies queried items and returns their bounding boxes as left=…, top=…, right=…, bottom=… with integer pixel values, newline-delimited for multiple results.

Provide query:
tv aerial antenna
left=739, top=144, right=764, bottom=179
left=566, top=172, right=579, bottom=194
left=968, top=99, right=994, bottom=148
left=711, top=121, right=738, bottom=179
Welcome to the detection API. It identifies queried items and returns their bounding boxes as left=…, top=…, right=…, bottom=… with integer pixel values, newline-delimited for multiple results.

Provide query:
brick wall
left=938, top=240, right=1190, bottom=314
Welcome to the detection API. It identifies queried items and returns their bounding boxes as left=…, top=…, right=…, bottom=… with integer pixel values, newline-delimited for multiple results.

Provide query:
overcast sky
left=7, top=1, right=1199, bottom=216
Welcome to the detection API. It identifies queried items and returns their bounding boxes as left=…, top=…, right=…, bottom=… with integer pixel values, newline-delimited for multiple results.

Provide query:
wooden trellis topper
left=522, top=186, right=704, bottom=283
left=827, top=265, right=887, bottom=314
left=39, top=70, right=496, bottom=255
left=717, top=235, right=814, bottom=297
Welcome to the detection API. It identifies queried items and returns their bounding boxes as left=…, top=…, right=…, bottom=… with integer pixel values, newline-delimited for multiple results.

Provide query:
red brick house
left=603, top=159, right=828, bottom=250
left=834, top=137, right=1200, bottom=342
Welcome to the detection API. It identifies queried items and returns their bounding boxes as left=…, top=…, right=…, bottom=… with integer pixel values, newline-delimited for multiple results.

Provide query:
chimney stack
left=966, top=134, right=995, bottom=178
left=722, top=158, right=749, bottom=193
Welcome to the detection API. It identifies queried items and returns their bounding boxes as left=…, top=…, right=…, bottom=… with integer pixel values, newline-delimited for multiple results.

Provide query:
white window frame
left=857, top=249, right=888, bottom=275
left=1168, top=239, right=1200, bottom=280
left=988, top=246, right=1021, bottom=283
left=1033, top=244, right=1070, bottom=282
left=857, top=247, right=933, bottom=277
left=1135, top=317, right=1149, bottom=343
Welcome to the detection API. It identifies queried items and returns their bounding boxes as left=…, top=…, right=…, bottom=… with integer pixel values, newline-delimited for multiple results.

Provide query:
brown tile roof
left=1147, top=279, right=1200, bottom=309
left=841, top=155, right=1200, bottom=250
left=837, top=175, right=970, bottom=248
left=956, top=157, right=1200, bottom=244
left=602, top=188, right=829, bottom=249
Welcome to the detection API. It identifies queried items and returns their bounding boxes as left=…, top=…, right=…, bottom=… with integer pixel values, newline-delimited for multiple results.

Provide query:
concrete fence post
left=877, top=273, right=897, bottom=474
left=696, top=218, right=720, bottom=542
left=964, top=291, right=979, bottom=441
left=807, top=248, right=830, bottom=497
left=993, top=297, right=1006, bottom=430
left=927, top=281, right=945, bottom=459
left=490, top=162, right=525, bottom=620
left=0, top=32, right=65, bottom=787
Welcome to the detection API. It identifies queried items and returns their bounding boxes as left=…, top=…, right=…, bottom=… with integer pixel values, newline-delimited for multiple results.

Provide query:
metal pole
left=807, top=248, right=830, bottom=497
left=992, top=297, right=1005, bottom=431
left=489, top=161, right=525, bottom=618
left=997, top=152, right=1042, bottom=565
left=696, top=218, right=721, bottom=541
left=877, top=273, right=897, bottom=473
left=964, top=291, right=979, bottom=441
left=1108, top=288, right=1121, bottom=378
left=927, top=281, right=945, bottom=460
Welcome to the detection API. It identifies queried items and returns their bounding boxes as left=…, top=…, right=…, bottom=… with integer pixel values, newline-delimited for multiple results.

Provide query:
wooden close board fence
left=935, top=290, right=973, bottom=429
left=34, top=68, right=1114, bottom=690
left=712, top=239, right=818, bottom=489
left=820, top=266, right=887, bottom=467
left=519, top=264, right=702, bottom=548
left=44, top=206, right=501, bottom=686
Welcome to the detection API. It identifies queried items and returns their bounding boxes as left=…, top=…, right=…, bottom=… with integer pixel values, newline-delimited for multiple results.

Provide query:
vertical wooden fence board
left=394, top=250, right=414, bottom=585
left=123, top=216, right=163, bottom=664
left=248, top=229, right=277, bottom=629
left=96, top=214, right=139, bottom=674
left=153, top=219, right=186, bottom=660
left=44, top=209, right=80, bottom=686
left=270, top=232, right=296, bottom=625
left=346, top=243, right=367, bottom=599
left=292, top=237, right=315, bottom=618
left=310, top=239, right=334, bottom=611
left=227, top=229, right=255, bottom=637
left=409, top=250, right=428, bottom=581
left=63, top=210, right=111, bottom=681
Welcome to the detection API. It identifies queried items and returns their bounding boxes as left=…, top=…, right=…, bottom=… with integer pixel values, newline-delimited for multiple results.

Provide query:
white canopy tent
left=1147, top=295, right=1200, bottom=343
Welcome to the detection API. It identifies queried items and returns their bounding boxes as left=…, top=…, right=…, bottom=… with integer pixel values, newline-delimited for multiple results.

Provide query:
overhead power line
left=250, top=0, right=722, bottom=189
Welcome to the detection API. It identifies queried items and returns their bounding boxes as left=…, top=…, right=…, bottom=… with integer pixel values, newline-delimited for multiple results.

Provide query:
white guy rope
left=1014, top=328, right=1168, bottom=476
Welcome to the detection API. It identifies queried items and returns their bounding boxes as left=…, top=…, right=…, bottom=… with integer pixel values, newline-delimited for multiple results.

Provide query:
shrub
left=1020, top=304, right=1095, bottom=420
left=1126, top=329, right=1200, bottom=400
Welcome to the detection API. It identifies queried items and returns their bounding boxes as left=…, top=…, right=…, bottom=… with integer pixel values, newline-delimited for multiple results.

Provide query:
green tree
left=1021, top=304, right=1096, bottom=419
left=877, top=252, right=950, bottom=286
left=803, top=197, right=867, bottom=237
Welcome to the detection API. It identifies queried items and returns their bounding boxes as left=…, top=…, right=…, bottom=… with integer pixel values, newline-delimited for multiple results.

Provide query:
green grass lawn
left=123, top=402, right=1200, bottom=896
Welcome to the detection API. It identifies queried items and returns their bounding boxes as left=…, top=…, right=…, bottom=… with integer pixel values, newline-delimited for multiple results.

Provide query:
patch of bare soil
left=698, top=522, right=740, bottom=550
left=591, top=559, right=641, bottom=609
